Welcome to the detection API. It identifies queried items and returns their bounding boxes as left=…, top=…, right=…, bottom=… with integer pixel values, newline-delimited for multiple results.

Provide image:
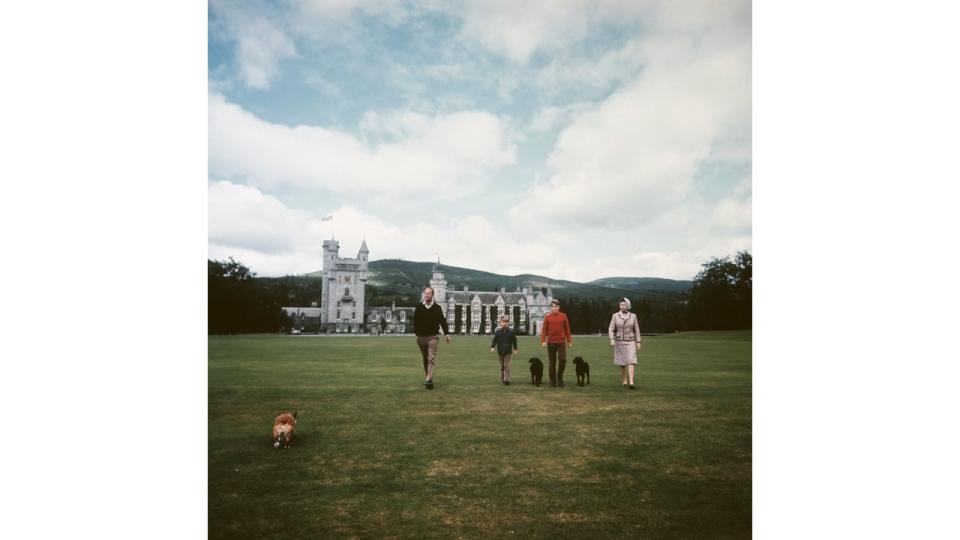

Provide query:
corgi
left=272, top=411, right=298, bottom=449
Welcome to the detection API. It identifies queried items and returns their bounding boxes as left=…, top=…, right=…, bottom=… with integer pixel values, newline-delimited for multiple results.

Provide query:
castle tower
left=322, top=238, right=339, bottom=271
left=355, top=239, right=368, bottom=325
left=429, top=257, right=447, bottom=314
left=318, top=238, right=367, bottom=332
left=320, top=239, right=340, bottom=324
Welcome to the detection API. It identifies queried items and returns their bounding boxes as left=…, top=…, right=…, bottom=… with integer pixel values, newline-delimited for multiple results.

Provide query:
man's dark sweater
left=414, top=302, right=449, bottom=337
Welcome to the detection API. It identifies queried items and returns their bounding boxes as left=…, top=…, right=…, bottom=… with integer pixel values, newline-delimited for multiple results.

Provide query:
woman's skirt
left=613, top=340, right=637, bottom=366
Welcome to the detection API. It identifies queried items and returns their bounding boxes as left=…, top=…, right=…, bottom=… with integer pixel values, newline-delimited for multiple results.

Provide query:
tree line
left=208, top=251, right=751, bottom=334
left=208, top=259, right=288, bottom=334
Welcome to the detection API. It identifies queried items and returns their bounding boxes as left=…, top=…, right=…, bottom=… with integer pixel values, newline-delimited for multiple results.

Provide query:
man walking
left=540, top=299, right=573, bottom=387
left=414, top=286, right=450, bottom=389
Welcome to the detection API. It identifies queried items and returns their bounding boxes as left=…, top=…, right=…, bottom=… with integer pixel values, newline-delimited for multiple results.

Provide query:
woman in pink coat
left=608, top=298, right=642, bottom=390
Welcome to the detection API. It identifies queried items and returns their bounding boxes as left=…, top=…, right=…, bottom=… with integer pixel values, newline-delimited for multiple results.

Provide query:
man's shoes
left=425, top=380, right=434, bottom=389
left=558, top=380, right=565, bottom=388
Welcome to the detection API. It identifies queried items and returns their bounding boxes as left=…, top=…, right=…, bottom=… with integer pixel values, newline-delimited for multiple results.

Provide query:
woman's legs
left=620, top=365, right=627, bottom=385
left=628, top=364, right=635, bottom=385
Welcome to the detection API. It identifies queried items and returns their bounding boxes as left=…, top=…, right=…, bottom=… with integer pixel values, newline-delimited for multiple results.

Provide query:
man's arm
left=564, top=315, right=573, bottom=346
left=413, top=304, right=423, bottom=330
left=437, top=306, right=450, bottom=338
left=437, top=305, right=450, bottom=336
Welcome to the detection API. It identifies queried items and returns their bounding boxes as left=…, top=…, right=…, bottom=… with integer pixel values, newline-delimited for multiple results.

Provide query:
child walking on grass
left=490, top=315, right=518, bottom=385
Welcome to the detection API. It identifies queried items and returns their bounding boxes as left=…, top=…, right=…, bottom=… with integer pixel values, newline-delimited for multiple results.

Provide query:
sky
left=208, top=0, right=751, bottom=281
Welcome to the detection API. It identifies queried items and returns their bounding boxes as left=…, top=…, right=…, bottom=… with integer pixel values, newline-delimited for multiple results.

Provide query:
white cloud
left=208, top=93, right=516, bottom=196
left=206, top=1, right=752, bottom=282
left=209, top=180, right=405, bottom=275
left=527, top=102, right=593, bottom=135
left=288, top=0, right=410, bottom=29
left=208, top=180, right=554, bottom=278
left=534, top=38, right=647, bottom=99
left=442, top=0, right=748, bottom=64
left=209, top=0, right=416, bottom=90
left=208, top=180, right=748, bottom=281
left=302, top=71, right=342, bottom=98
left=208, top=180, right=303, bottom=254
left=630, top=251, right=703, bottom=279
left=529, top=107, right=564, bottom=134
left=711, top=196, right=752, bottom=233
left=442, top=0, right=631, bottom=63
left=510, top=11, right=750, bottom=230
left=209, top=0, right=296, bottom=90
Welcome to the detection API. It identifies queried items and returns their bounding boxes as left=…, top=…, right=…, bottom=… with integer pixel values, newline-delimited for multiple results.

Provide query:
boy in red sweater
left=540, top=299, right=574, bottom=387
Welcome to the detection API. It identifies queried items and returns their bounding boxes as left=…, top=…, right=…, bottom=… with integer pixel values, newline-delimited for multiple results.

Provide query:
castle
left=282, top=240, right=554, bottom=335
left=426, top=260, right=554, bottom=336
left=320, top=237, right=368, bottom=333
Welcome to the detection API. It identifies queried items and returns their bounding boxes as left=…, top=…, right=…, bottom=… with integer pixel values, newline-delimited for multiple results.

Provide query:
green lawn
left=209, top=332, right=751, bottom=539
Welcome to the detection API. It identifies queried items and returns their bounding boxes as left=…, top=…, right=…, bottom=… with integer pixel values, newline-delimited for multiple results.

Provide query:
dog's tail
left=292, top=410, right=298, bottom=420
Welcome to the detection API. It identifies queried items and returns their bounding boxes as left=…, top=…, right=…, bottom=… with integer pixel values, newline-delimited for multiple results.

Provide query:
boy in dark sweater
left=414, top=286, right=450, bottom=389
left=490, top=315, right=518, bottom=385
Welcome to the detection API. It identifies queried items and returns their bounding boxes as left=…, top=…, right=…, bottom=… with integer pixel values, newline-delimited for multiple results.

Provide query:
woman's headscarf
left=620, top=297, right=631, bottom=311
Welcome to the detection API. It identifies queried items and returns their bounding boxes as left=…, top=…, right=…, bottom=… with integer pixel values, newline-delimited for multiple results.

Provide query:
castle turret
left=322, top=238, right=339, bottom=272
left=358, top=238, right=369, bottom=270
left=429, top=257, right=448, bottom=314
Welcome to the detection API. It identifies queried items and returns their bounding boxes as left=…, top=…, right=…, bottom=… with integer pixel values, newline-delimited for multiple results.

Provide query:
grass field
left=209, top=331, right=751, bottom=539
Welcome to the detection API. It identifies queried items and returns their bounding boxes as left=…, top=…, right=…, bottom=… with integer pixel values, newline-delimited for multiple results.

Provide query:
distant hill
left=301, top=259, right=690, bottom=304
left=588, top=276, right=693, bottom=293
left=256, top=259, right=692, bottom=333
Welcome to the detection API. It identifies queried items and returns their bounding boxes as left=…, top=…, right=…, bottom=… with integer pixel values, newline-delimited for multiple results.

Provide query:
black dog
left=573, top=356, right=590, bottom=386
left=529, top=357, right=544, bottom=386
